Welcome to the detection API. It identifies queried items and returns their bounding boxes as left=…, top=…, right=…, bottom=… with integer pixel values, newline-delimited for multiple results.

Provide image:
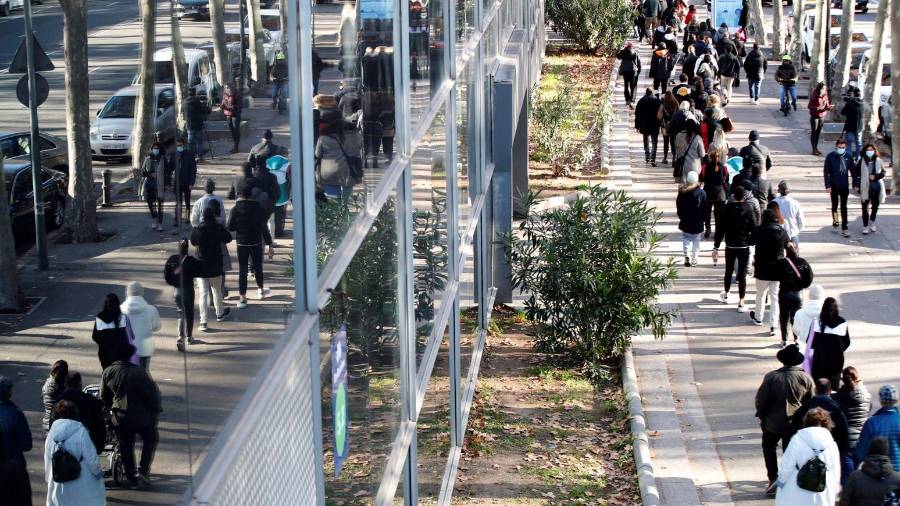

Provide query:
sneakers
left=832, top=212, right=840, bottom=228
left=691, top=256, right=698, bottom=267
left=737, top=303, right=748, bottom=313
left=749, top=311, right=763, bottom=325
left=258, top=287, right=270, bottom=300
left=862, top=226, right=869, bottom=235
left=769, top=326, right=776, bottom=336
left=842, top=229, right=850, bottom=238
left=176, top=339, right=185, bottom=352
left=237, top=298, right=248, bottom=309
left=199, top=323, right=209, bottom=332
left=216, top=308, right=232, bottom=322
left=870, top=223, right=878, bottom=232
left=719, top=291, right=730, bottom=304
left=684, top=256, right=691, bottom=267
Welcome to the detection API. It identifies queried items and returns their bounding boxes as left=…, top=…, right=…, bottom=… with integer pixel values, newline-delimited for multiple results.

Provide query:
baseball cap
left=880, top=384, right=898, bottom=404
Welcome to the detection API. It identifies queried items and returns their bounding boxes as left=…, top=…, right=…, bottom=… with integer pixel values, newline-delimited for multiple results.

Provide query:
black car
left=4, top=161, right=67, bottom=245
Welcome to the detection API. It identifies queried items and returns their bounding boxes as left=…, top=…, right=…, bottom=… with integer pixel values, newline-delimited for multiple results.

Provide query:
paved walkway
left=618, top=31, right=900, bottom=506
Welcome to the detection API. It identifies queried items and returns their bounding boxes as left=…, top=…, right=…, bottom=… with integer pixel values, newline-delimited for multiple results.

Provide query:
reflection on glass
left=456, top=0, right=474, bottom=44
left=417, top=331, right=451, bottom=503
left=457, top=57, right=477, bottom=241
left=314, top=0, right=398, bottom=273
left=409, top=0, right=447, bottom=126
left=319, top=195, right=402, bottom=501
left=458, top=246, right=477, bottom=398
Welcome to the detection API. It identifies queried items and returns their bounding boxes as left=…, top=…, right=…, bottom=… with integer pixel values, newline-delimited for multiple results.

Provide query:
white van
left=132, top=48, right=222, bottom=110
left=89, top=85, right=177, bottom=162
left=852, top=49, right=892, bottom=107
left=245, top=9, right=284, bottom=48
left=800, top=8, right=843, bottom=62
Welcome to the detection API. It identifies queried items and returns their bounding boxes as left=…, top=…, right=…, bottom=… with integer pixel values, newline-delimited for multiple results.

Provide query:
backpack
left=51, top=438, right=82, bottom=483
left=786, top=257, right=814, bottom=289
left=796, top=446, right=827, bottom=492
left=164, top=254, right=182, bottom=286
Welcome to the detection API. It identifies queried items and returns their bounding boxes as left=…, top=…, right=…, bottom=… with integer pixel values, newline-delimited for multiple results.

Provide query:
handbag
left=802, top=320, right=816, bottom=375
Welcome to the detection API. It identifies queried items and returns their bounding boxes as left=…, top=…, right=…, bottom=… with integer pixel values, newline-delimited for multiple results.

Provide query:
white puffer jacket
left=120, top=296, right=161, bottom=358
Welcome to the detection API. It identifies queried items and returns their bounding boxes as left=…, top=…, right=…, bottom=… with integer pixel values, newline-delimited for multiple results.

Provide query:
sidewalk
left=0, top=95, right=296, bottom=505
left=618, top=34, right=900, bottom=505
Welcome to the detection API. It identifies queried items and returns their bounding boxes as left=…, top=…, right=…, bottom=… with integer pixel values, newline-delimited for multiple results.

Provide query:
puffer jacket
left=839, top=455, right=900, bottom=506
left=676, top=183, right=707, bottom=234
left=755, top=365, right=814, bottom=435
left=713, top=200, right=757, bottom=249
left=41, top=375, right=63, bottom=432
left=120, top=295, right=161, bottom=358
left=834, top=383, right=872, bottom=450
left=750, top=222, right=789, bottom=281
left=774, top=63, right=797, bottom=85
left=856, top=407, right=900, bottom=469
left=649, top=48, right=673, bottom=81
left=743, top=49, right=767, bottom=80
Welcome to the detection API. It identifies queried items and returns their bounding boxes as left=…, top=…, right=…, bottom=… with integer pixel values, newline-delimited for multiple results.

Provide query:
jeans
left=810, top=117, right=824, bottom=151
left=226, top=115, right=241, bottom=150
left=779, top=84, right=797, bottom=110
left=754, top=279, right=780, bottom=327
left=844, top=130, right=862, bottom=161
left=841, top=453, right=858, bottom=486
left=861, top=192, right=880, bottom=226
left=643, top=134, right=659, bottom=162
left=724, top=247, right=750, bottom=299
left=116, top=424, right=158, bottom=479
left=237, top=244, right=264, bottom=295
left=830, top=187, right=850, bottom=230
left=622, top=71, right=637, bottom=103
left=681, top=232, right=701, bottom=259
left=197, top=275, right=225, bottom=324
left=139, top=356, right=151, bottom=371
left=187, top=129, right=204, bottom=159
left=271, top=81, right=287, bottom=106
left=749, top=79, right=761, bottom=101
left=719, top=76, right=734, bottom=102
left=174, top=186, right=190, bottom=224
left=778, top=290, right=802, bottom=342
left=147, top=197, right=164, bottom=224
left=762, top=427, right=792, bottom=482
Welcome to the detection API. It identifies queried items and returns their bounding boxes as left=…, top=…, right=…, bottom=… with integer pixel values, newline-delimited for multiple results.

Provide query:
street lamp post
left=23, top=0, right=47, bottom=270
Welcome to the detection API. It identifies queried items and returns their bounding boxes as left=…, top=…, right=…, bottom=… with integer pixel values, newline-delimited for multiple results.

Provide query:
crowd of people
left=626, top=0, right=898, bottom=503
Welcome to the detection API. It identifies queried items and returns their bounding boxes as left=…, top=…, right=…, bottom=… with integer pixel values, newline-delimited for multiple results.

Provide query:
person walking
left=248, top=129, right=282, bottom=171
left=792, top=284, right=825, bottom=343
left=699, top=151, right=729, bottom=238
left=675, top=121, right=705, bottom=182
left=649, top=43, right=673, bottom=93
left=617, top=42, right=641, bottom=106
left=44, top=400, right=105, bottom=505
left=0, top=376, right=32, bottom=504
left=755, top=344, right=814, bottom=494
left=183, top=88, right=208, bottom=161
left=750, top=209, right=789, bottom=334
left=140, top=142, right=169, bottom=231
left=169, top=137, right=197, bottom=227
left=810, top=297, right=851, bottom=388
left=120, top=282, right=161, bottom=371
left=834, top=366, right=873, bottom=482
left=747, top=163, right=775, bottom=211
left=253, top=162, right=280, bottom=255
left=808, top=82, right=833, bottom=155
left=774, top=407, right=841, bottom=503
left=57, top=373, right=105, bottom=455
left=792, top=378, right=851, bottom=468
left=775, top=243, right=813, bottom=346
left=856, top=385, right=900, bottom=470
left=841, top=87, right=864, bottom=161
left=229, top=162, right=260, bottom=201
left=676, top=171, right=707, bottom=267
left=824, top=138, right=854, bottom=237
left=853, top=144, right=887, bottom=235
left=635, top=89, right=663, bottom=166
left=743, top=43, right=767, bottom=104
left=714, top=186, right=757, bottom=310
left=717, top=46, right=741, bottom=104
left=739, top=130, right=773, bottom=177
left=190, top=178, right=225, bottom=228
left=659, top=92, right=679, bottom=165
left=222, top=82, right=243, bottom=154
left=91, top=293, right=133, bottom=370
left=101, top=343, right=162, bottom=490
left=773, top=181, right=805, bottom=247
left=165, top=239, right=203, bottom=352
left=41, top=360, right=68, bottom=433
left=642, top=0, right=662, bottom=40
left=228, top=185, right=269, bottom=308
left=841, top=437, right=900, bottom=506
left=191, top=206, right=234, bottom=332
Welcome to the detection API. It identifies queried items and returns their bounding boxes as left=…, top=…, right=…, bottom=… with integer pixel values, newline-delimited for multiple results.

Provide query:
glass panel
left=417, top=329, right=452, bottom=503
left=412, top=109, right=451, bottom=371
left=456, top=57, right=477, bottom=241
left=456, top=0, right=475, bottom=45
left=409, top=0, right=448, bottom=126
left=458, top=245, right=478, bottom=397
left=314, top=0, right=399, bottom=273
left=319, top=192, right=403, bottom=501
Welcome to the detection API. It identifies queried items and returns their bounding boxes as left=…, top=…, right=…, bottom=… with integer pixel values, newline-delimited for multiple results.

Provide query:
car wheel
left=48, top=198, right=65, bottom=230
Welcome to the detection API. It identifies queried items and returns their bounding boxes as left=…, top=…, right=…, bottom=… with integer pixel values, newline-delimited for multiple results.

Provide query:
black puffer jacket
left=839, top=455, right=900, bottom=506
left=227, top=198, right=266, bottom=246
left=714, top=200, right=756, bottom=249
left=676, top=183, right=707, bottom=234
left=190, top=223, right=233, bottom=278
left=750, top=222, right=790, bottom=281
left=742, top=49, right=767, bottom=81
left=635, top=94, right=662, bottom=135
left=834, top=384, right=873, bottom=450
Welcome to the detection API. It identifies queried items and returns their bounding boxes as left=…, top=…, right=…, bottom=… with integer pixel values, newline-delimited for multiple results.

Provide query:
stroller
left=84, top=384, right=127, bottom=486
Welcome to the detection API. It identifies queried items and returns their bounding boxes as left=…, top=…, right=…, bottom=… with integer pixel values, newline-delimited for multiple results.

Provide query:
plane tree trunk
left=0, top=157, right=23, bottom=311
left=246, top=0, right=267, bottom=90
left=208, top=0, right=230, bottom=88
left=132, top=0, right=157, bottom=181
left=830, top=0, right=855, bottom=120
left=861, top=0, right=888, bottom=145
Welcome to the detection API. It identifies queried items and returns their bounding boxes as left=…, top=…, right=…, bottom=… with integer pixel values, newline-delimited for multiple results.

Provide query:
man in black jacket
left=792, top=378, right=851, bottom=461
left=191, top=206, right=233, bottom=332
left=747, top=163, right=775, bottom=211
left=717, top=46, right=741, bottom=104
left=248, top=129, right=283, bottom=170
left=649, top=43, right=673, bottom=92
left=635, top=88, right=662, bottom=165
left=774, top=55, right=798, bottom=113
left=739, top=130, right=773, bottom=175
left=714, top=186, right=757, bottom=311
left=617, top=42, right=641, bottom=105
left=841, top=87, right=864, bottom=161
left=742, top=43, right=767, bottom=104
left=750, top=209, right=790, bottom=334
left=184, top=88, right=207, bottom=161
left=170, top=137, right=197, bottom=226
left=101, top=343, right=162, bottom=490
left=228, top=186, right=269, bottom=307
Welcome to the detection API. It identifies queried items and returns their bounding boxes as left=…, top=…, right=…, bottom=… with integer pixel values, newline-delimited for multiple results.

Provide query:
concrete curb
left=622, top=347, right=661, bottom=506
left=599, top=60, right=620, bottom=176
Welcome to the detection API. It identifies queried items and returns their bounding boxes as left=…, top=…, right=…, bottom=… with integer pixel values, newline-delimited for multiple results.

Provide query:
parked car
left=851, top=49, right=891, bottom=106
left=196, top=41, right=243, bottom=85
left=245, top=9, right=284, bottom=48
left=832, top=0, right=869, bottom=13
left=0, top=0, right=25, bottom=16
left=801, top=8, right=843, bottom=62
left=224, top=28, right=277, bottom=78
left=0, top=131, right=68, bottom=174
left=131, top=48, right=222, bottom=110
left=89, top=85, right=177, bottom=162
left=827, top=42, right=871, bottom=93
left=4, top=161, right=67, bottom=244
left=175, top=0, right=210, bottom=20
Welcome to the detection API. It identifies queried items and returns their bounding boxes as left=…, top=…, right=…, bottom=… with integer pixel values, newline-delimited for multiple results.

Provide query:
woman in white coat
left=120, top=282, right=161, bottom=371
left=775, top=407, right=840, bottom=505
left=44, top=400, right=106, bottom=506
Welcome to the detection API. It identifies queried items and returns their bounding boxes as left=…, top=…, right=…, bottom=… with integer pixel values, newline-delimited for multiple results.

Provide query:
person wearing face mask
left=140, top=142, right=170, bottom=231
left=853, top=144, right=888, bottom=235
left=824, top=139, right=854, bottom=237
left=169, top=137, right=197, bottom=227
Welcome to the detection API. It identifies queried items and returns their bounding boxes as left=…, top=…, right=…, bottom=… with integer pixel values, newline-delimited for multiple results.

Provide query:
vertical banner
left=331, top=324, right=349, bottom=477
left=712, top=0, right=743, bottom=29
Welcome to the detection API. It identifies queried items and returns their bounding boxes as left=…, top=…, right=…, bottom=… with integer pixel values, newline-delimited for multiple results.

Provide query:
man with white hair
left=120, top=282, right=161, bottom=371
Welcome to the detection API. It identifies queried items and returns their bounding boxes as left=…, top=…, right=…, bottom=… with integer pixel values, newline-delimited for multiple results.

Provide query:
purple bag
left=802, top=320, right=816, bottom=374
left=124, top=316, right=140, bottom=366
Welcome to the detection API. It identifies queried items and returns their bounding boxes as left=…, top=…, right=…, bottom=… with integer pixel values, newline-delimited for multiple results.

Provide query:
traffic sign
left=16, top=73, right=49, bottom=108
left=8, top=33, right=55, bottom=74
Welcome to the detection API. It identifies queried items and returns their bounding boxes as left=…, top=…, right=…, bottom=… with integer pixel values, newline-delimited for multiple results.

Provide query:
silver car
left=0, top=131, right=69, bottom=174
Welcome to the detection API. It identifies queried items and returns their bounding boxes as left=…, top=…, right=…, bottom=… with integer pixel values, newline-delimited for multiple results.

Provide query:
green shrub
left=505, top=186, right=676, bottom=384
left=531, top=88, right=578, bottom=175
left=546, top=0, right=634, bottom=54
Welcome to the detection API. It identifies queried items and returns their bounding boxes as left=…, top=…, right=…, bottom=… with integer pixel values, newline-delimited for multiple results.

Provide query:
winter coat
left=840, top=454, right=900, bottom=506
left=229, top=174, right=260, bottom=201
left=774, top=195, right=805, bottom=240
left=0, top=399, right=32, bottom=465
left=682, top=53, right=698, bottom=80
left=43, top=419, right=105, bottom=506
left=794, top=297, right=825, bottom=344
left=856, top=407, right=900, bottom=469
left=91, top=313, right=133, bottom=371
left=184, top=95, right=207, bottom=132
left=649, top=49, right=673, bottom=81
left=824, top=150, right=853, bottom=190
left=755, top=365, right=815, bottom=435
left=248, top=140, right=281, bottom=169
left=676, top=131, right=705, bottom=177
left=169, top=149, right=197, bottom=190
left=140, top=155, right=168, bottom=200
left=0, top=434, right=30, bottom=506
left=120, top=296, right=160, bottom=358
left=676, top=183, right=707, bottom=234
left=617, top=47, right=641, bottom=75
left=750, top=222, right=789, bottom=280
left=315, top=134, right=351, bottom=187
left=41, top=376, right=64, bottom=432
left=227, top=198, right=266, bottom=246
left=739, top=142, right=772, bottom=174
left=713, top=200, right=757, bottom=249
left=718, top=52, right=741, bottom=78
left=256, top=169, right=280, bottom=206
left=808, top=91, right=832, bottom=119
left=635, top=95, right=663, bottom=135
left=775, top=427, right=841, bottom=505
left=776, top=256, right=813, bottom=293
left=190, top=193, right=226, bottom=227
left=834, top=383, right=872, bottom=451
left=774, top=63, right=798, bottom=86
left=57, top=388, right=105, bottom=456
left=854, top=157, right=887, bottom=204
left=190, top=223, right=233, bottom=278
left=100, top=360, right=162, bottom=430
left=747, top=175, right=774, bottom=211
left=792, top=395, right=850, bottom=456
left=699, top=161, right=729, bottom=202
left=222, top=89, right=242, bottom=118
left=810, top=317, right=850, bottom=384
left=743, top=50, right=767, bottom=81
left=842, top=97, right=864, bottom=133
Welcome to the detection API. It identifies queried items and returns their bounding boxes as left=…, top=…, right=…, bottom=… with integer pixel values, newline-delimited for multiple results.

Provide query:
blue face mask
left=865, top=150, right=875, bottom=158
left=151, top=149, right=160, bottom=156
left=176, top=146, right=184, bottom=152
left=836, top=147, right=846, bottom=155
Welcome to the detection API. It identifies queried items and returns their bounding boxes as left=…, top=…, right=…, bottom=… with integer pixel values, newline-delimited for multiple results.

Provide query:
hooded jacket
left=793, top=296, right=825, bottom=343
left=649, top=48, right=673, bottom=80
left=742, top=49, right=767, bottom=80
left=755, top=365, right=814, bottom=435
left=775, top=427, right=841, bottom=505
left=856, top=407, right=900, bottom=469
left=91, top=312, right=131, bottom=370
left=834, top=383, right=872, bottom=450
left=101, top=360, right=162, bottom=430
left=120, top=295, right=161, bottom=358
left=840, top=454, right=900, bottom=506
left=824, top=150, right=853, bottom=190
left=57, top=387, right=106, bottom=455
left=713, top=200, right=756, bottom=249
left=44, top=419, right=105, bottom=506
left=810, top=317, right=850, bottom=384
left=676, top=183, right=707, bottom=234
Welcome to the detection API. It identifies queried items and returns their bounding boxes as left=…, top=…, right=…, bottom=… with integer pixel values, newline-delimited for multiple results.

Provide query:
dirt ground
left=452, top=310, right=640, bottom=505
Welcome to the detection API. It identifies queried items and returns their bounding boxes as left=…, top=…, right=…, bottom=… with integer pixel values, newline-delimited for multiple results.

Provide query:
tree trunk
left=808, top=0, right=827, bottom=97
left=278, top=0, right=287, bottom=44
left=171, top=8, right=189, bottom=134
left=893, top=0, right=900, bottom=185
left=747, top=0, right=768, bottom=46
left=0, top=157, right=23, bottom=311
left=790, top=0, right=805, bottom=65
left=246, top=0, right=267, bottom=89
left=208, top=0, right=229, bottom=88
left=830, top=0, right=855, bottom=121
left=132, top=0, right=156, bottom=178
left=58, top=0, right=99, bottom=243
left=772, top=0, right=784, bottom=57
left=862, top=0, right=889, bottom=144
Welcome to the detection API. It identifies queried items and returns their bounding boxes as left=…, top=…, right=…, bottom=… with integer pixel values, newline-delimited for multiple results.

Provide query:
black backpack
left=164, top=254, right=182, bottom=286
left=51, top=438, right=82, bottom=483
left=796, top=447, right=827, bottom=492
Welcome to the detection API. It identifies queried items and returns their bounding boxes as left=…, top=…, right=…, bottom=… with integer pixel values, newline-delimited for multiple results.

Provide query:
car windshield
left=98, top=95, right=136, bottom=118
left=261, top=15, right=281, bottom=32
left=154, top=61, right=175, bottom=83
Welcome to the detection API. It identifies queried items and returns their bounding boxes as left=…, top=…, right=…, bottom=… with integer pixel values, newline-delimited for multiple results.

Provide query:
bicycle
left=779, top=82, right=797, bottom=116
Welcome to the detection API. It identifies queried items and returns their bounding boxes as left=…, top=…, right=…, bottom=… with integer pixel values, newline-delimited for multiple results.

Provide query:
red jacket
left=222, top=90, right=243, bottom=118
left=808, top=91, right=831, bottom=119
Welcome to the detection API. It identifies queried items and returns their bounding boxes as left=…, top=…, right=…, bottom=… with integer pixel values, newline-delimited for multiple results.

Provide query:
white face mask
left=865, top=150, right=875, bottom=158
left=836, top=147, right=846, bottom=155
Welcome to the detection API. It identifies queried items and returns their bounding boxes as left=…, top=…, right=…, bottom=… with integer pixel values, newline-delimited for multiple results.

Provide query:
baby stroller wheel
left=111, top=451, right=127, bottom=486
